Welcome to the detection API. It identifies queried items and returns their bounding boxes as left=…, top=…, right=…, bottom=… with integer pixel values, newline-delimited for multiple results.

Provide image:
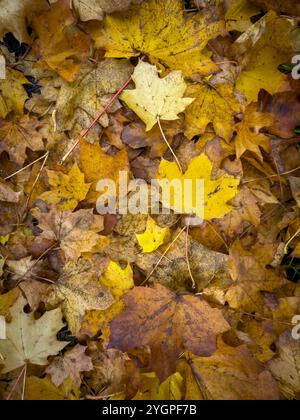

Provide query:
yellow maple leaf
left=81, top=261, right=134, bottom=339
left=184, top=82, right=243, bottom=141
left=234, top=11, right=296, bottom=102
left=95, top=0, right=225, bottom=76
left=136, top=217, right=170, bottom=254
left=121, top=61, right=194, bottom=131
left=225, top=0, right=261, bottom=32
left=234, top=103, right=274, bottom=159
left=0, top=68, right=28, bottom=119
left=157, top=154, right=240, bottom=220
left=40, top=163, right=90, bottom=211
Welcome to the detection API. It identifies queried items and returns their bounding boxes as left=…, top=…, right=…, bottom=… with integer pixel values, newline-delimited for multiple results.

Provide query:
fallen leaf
left=72, top=0, right=144, bottom=21
left=188, top=339, right=280, bottom=400
left=121, top=61, right=194, bottom=131
left=268, top=330, right=300, bottom=399
left=133, top=372, right=183, bottom=400
left=0, top=116, right=44, bottom=165
left=234, top=12, right=296, bottom=102
left=81, top=261, right=134, bottom=339
left=234, top=103, right=274, bottom=159
left=40, top=164, right=90, bottom=211
left=136, top=217, right=170, bottom=253
left=185, top=82, right=242, bottom=141
left=0, top=178, right=21, bottom=203
left=46, top=344, right=93, bottom=387
left=156, top=154, right=240, bottom=220
left=109, top=283, right=230, bottom=380
left=26, top=376, right=80, bottom=400
left=47, top=259, right=114, bottom=335
left=225, top=0, right=261, bottom=32
left=96, top=0, right=225, bottom=76
left=0, top=69, right=28, bottom=119
left=0, top=295, right=68, bottom=373
left=136, top=229, right=231, bottom=292
left=55, top=59, right=133, bottom=131
left=225, top=240, right=287, bottom=312
left=32, top=207, right=104, bottom=260
left=0, top=0, right=47, bottom=42
left=32, top=0, right=91, bottom=81
left=79, top=138, right=130, bottom=204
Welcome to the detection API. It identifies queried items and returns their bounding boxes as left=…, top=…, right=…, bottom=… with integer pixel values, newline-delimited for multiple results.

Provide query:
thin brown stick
left=25, top=151, right=49, bottom=210
left=61, top=74, right=133, bottom=163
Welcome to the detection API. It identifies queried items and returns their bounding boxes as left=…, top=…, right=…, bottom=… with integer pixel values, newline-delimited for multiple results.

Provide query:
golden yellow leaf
left=79, top=138, right=130, bottom=204
left=184, top=82, right=243, bottom=141
left=234, top=12, right=296, bottom=102
left=234, top=103, right=274, bottom=159
left=95, top=0, right=225, bottom=76
left=0, top=288, right=20, bottom=317
left=225, top=0, right=260, bottom=32
left=121, top=61, right=194, bottom=131
left=26, top=376, right=80, bottom=400
left=136, top=217, right=170, bottom=253
left=40, top=164, right=90, bottom=211
left=32, top=0, right=91, bottom=82
left=133, top=372, right=183, bottom=400
left=81, top=261, right=134, bottom=339
left=156, top=154, right=240, bottom=220
left=0, top=68, right=28, bottom=119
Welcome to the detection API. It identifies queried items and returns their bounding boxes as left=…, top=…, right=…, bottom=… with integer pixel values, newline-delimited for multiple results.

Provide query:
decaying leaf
left=188, top=339, right=280, bottom=400
left=32, top=0, right=91, bottom=81
left=109, top=283, right=230, bottom=380
left=31, top=207, right=104, bottom=261
left=0, top=0, right=47, bottom=42
left=268, top=330, right=300, bottom=399
left=40, top=164, right=90, bottom=211
left=72, top=0, right=144, bottom=21
left=0, top=295, right=68, bottom=373
left=0, top=69, right=28, bottom=119
left=47, top=259, right=114, bottom=335
left=46, top=344, right=93, bottom=387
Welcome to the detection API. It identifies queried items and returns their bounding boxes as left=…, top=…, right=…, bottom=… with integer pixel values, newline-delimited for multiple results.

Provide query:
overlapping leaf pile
left=0, top=0, right=299, bottom=400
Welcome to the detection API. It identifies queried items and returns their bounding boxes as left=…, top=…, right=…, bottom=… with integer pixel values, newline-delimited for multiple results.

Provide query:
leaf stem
left=156, top=116, right=183, bottom=174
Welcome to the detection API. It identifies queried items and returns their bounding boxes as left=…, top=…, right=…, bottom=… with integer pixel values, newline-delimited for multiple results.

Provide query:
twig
left=284, top=227, right=300, bottom=254
left=21, top=364, right=27, bottom=401
left=61, top=74, right=133, bottom=163
left=157, top=116, right=183, bottom=174
left=185, top=222, right=196, bottom=290
left=6, top=365, right=26, bottom=400
left=243, top=165, right=300, bottom=184
left=25, top=151, right=49, bottom=210
left=4, top=152, right=49, bottom=181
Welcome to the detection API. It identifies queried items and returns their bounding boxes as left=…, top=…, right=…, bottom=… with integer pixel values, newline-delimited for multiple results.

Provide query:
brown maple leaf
left=109, top=283, right=230, bottom=381
left=0, top=116, right=44, bottom=165
left=46, top=344, right=93, bottom=387
left=31, top=207, right=104, bottom=260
